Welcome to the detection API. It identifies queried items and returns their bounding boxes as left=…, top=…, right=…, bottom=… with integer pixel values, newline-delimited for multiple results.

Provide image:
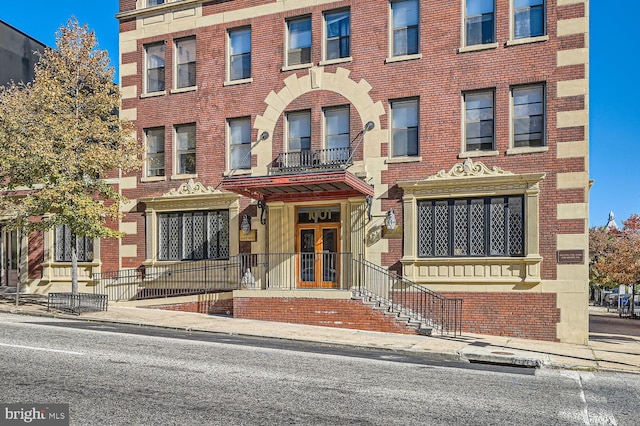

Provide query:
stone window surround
left=398, top=160, right=545, bottom=285
left=140, top=180, right=240, bottom=265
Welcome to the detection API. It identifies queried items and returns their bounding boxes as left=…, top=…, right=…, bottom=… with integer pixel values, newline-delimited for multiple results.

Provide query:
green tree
left=590, top=214, right=640, bottom=314
left=0, top=18, right=141, bottom=295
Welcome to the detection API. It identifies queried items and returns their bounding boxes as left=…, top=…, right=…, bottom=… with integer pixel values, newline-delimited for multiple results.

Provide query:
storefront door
left=296, top=206, right=340, bottom=289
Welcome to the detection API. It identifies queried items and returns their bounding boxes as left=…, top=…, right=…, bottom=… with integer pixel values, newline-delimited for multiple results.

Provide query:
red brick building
left=23, top=1, right=592, bottom=343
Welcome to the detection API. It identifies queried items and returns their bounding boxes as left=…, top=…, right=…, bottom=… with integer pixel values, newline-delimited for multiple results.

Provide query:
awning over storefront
left=219, top=170, right=374, bottom=202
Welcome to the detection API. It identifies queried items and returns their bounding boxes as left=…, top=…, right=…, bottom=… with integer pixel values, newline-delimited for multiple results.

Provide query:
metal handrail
left=353, top=256, right=463, bottom=336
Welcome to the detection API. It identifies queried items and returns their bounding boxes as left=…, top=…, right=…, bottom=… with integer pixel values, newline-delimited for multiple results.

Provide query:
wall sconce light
left=384, top=209, right=397, bottom=231
left=241, top=215, right=251, bottom=235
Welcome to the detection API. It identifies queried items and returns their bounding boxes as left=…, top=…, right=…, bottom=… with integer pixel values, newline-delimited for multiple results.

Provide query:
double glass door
left=297, top=225, right=339, bottom=289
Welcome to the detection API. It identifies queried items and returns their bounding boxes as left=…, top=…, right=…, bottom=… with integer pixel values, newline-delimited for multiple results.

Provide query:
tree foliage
left=0, top=18, right=141, bottom=238
left=589, top=214, right=640, bottom=287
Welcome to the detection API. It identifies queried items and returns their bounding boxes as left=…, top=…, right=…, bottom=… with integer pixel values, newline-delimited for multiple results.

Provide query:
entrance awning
left=219, top=170, right=374, bottom=202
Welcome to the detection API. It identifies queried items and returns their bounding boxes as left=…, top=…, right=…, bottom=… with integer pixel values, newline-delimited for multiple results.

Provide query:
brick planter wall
left=440, top=292, right=560, bottom=342
left=233, top=297, right=419, bottom=335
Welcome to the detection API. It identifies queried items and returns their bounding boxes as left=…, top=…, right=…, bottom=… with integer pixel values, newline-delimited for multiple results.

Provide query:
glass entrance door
left=297, top=225, right=339, bottom=288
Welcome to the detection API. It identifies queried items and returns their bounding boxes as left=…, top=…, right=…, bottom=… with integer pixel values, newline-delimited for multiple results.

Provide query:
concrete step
left=418, top=326, right=433, bottom=336
left=372, top=304, right=390, bottom=311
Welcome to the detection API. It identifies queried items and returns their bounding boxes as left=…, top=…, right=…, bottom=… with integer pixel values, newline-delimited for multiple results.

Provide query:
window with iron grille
left=54, top=225, right=94, bottom=262
left=418, top=196, right=524, bottom=257
left=158, top=211, right=229, bottom=261
left=175, top=37, right=196, bottom=89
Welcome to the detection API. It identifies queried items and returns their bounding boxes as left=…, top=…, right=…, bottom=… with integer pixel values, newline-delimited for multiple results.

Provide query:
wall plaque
left=239, top=229, right=257, bottom=242
left=557, top=250, right=584, bottom=265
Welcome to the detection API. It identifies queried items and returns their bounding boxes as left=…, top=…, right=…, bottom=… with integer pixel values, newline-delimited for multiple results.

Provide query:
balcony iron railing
left=274, top=147, right=352, bottom=173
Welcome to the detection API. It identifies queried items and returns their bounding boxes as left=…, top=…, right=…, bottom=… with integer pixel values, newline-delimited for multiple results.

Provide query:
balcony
left=272, top=147, right=352, bottom=174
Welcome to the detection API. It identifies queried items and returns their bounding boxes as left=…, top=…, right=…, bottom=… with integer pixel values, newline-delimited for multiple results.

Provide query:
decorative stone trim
left=428, top=158, right=512, bottom=180
left=163, top=178, right=217, bottom=196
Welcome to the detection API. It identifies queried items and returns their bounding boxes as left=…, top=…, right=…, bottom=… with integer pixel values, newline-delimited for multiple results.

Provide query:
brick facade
left=15, top=0, right=589, bottom=343
left=440, top=292, right=561, bottom=342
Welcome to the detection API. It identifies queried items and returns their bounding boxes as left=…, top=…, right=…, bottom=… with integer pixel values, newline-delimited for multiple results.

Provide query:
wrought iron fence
left=47, top=292, right=108, bottom=314
left=353, top=256, right=463, bottom=336
left=92, top=259, right=242, bottom=301
left=92, top=253, right=355, bottom=301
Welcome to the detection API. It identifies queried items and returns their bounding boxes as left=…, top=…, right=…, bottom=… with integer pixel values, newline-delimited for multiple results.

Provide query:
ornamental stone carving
left=428, top=158, right=513, bottom=180
left=163, top=179, right=218, bottom=196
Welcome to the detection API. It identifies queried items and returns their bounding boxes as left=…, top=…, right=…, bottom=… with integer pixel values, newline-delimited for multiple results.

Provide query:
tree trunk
left=71, top=234, right=78, bottom=296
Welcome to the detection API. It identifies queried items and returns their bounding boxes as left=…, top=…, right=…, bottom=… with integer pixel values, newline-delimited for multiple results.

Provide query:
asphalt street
left=1, top=313, right=638, bottom=425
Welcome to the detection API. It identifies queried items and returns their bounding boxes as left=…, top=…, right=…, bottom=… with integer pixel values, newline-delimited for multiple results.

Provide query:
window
left=464, top=90, right=494, bottom=151
left=465, top=0, right=494, bottom=46
left=418, top=196, right=524, bottom=258
left=287, top=111, right=311, bottom=151
left=391, top=99, right=418, bottom=157
left=147, top=0, right=164, bottom=6
left=514, top=0, right=545, bottom=39
left=175, top=124, right=196, bottom=174
left=287, top=17, right=312, bottom=66
left=158, top=211, right=229, bottom=261
left=324, top=106, right=350, bottom=162
left=145, top=43, right=165, bottom=93
left=175, top=38, right=196, bottom=89
left=391, top=0, right=419, bottom=56
left=145, top=127, right=165, bottom=177
left=229, top=28, right=251, bottom=81
left=229, top=117, right=251, bottom=170
left=325, top=10, right=350, bottom=60
left=54, top=225, right=93, bottom=262
left=513, top=84, right=544, bottom=148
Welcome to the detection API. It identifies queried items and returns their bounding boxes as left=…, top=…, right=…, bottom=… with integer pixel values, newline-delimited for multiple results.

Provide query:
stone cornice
left=116, top=0, right=202, bottom=20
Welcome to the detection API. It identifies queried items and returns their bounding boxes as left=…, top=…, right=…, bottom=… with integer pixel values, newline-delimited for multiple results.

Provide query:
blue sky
left=0, top=1, right=632, bottom=228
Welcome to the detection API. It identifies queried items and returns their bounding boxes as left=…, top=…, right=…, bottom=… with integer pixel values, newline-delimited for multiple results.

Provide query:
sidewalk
left=2, top=295, right=639, bottom=373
